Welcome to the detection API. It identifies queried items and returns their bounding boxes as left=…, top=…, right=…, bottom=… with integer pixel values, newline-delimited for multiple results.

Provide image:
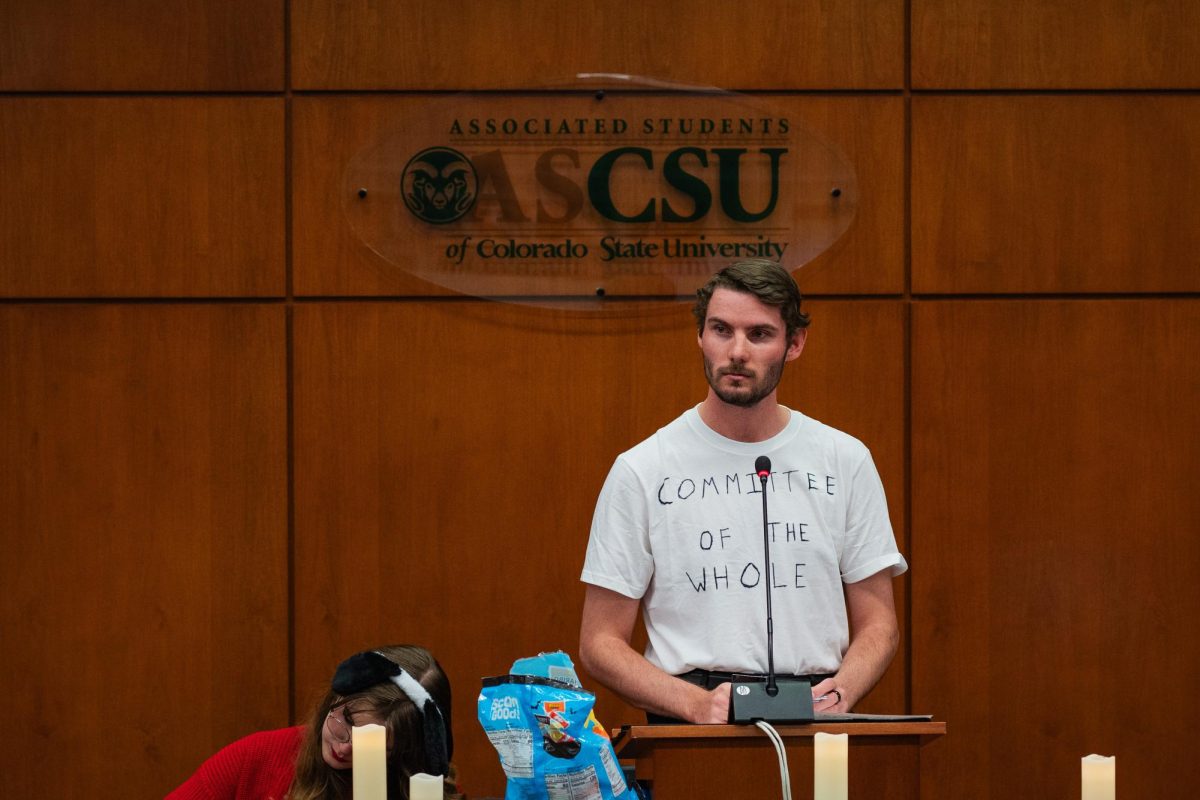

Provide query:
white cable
left=759, top=721, right=791, bottom=800
left=755, top=720, right=792, bottom=800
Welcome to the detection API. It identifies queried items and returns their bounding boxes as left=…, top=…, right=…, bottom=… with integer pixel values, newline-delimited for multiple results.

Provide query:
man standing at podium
left=579, top=259, right=907, bottom=724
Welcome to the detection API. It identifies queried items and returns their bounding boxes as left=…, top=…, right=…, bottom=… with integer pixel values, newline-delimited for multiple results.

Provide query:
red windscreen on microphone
left=755, top=455, right=771, bottom=479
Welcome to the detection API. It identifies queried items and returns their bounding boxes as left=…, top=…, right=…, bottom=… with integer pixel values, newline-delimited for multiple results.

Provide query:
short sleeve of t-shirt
left=581, top=457, right=654, bottom=598
left=838, top=445, right=907, bottom=583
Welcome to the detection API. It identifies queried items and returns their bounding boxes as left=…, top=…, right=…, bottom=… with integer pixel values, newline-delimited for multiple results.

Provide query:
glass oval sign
left=342, top=75, right=858, bottom=306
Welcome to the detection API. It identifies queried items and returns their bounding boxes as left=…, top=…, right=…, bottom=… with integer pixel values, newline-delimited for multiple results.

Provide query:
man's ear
left=785, top=329, right=807, bottom=362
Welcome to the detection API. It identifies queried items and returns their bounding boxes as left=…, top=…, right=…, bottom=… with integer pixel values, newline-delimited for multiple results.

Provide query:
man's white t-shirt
left=581, top=406, right=907, bottom=676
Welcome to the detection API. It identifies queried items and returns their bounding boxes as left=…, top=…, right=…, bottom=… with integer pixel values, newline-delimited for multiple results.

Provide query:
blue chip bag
left=478, top=652, right=632, bottom=799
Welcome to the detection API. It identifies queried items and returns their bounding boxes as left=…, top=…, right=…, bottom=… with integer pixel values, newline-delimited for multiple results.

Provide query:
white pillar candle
left=352, top=723, right=388, bottom=800
left=1082, top=754, right=1115, bottom=800
left=814, top=732, right=848, bottom=800
left=410, top=772, right=444, bottom=800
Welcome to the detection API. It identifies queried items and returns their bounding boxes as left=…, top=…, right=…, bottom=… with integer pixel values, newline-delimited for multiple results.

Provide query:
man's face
left=698, top=287, right=805, bottom=408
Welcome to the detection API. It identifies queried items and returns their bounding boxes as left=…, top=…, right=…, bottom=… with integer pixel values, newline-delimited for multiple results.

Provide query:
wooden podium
left=611, top=721, right=945, bottom=799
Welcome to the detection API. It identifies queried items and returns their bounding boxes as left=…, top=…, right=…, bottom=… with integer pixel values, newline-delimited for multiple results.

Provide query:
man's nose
left=729, top=332, right=750, bottom=361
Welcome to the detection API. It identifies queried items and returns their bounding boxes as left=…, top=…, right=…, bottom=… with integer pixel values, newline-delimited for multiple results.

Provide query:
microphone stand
left=728, top=456, right=814, bottom=724
left=761, top=467, right=777, bottom=698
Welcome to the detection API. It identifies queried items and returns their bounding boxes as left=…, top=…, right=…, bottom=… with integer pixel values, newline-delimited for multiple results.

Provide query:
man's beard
left=703, top=354, right=787, bottom=408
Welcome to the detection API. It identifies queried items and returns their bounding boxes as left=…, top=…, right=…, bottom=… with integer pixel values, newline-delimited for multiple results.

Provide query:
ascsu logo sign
left=489, top=696, right=522, bottom=721
left=340, top=84, right=859, bottom=305
left=400, top=143, right=787, bottom=226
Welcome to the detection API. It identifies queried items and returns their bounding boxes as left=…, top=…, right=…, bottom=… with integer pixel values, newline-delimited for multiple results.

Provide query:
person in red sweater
left=168, top=644, right=461, bottom=800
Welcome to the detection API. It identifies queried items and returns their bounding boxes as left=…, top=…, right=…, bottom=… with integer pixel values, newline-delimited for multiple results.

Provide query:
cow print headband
left=331, top=650, right=451, bottom=775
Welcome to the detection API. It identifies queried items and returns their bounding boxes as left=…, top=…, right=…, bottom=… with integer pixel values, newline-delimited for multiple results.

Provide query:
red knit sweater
left=167, top=726, right=305, bottom=800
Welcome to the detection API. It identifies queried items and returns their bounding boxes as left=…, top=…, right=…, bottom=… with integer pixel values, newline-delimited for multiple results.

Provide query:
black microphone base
left=728, top=680, right=814, bottom=724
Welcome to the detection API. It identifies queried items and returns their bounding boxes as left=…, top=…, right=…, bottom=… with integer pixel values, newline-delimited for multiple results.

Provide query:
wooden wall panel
left=912, top=96, right=1200, bottom=295
left=912, top=0, right=1200, bottom=89
left=293, top=298, right=906, bottom=797
left=0, top=0, right=283, bottom=91
left=293, top=95, right=903, bottom=297
left=0, top=98, right=285, bottom=298
left=291, top=0, right=904, bottom=90
left=912, top=300, right=1200, bottom=799
left=0, top=304, right=288, bottom=799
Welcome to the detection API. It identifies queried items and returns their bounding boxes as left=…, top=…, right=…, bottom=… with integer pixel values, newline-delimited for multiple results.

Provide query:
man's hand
left=810, top=677, right=850, bottom=713
left=689, top=682, right=732, bottom=724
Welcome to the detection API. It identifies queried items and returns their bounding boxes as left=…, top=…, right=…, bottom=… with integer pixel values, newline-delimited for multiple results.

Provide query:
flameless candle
left=814, top=732, right=848, bottom=800
left=352, top=723, right=387, bottom=800
left=1082, top=754, right=1115, bottom=800
left=410, top=772, right=444, bottom=800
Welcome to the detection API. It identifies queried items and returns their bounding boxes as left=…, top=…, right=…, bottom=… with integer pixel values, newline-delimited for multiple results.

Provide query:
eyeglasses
left=325, top=704, right=355, bottom=744
left=326, top=701, right=391, bottom=745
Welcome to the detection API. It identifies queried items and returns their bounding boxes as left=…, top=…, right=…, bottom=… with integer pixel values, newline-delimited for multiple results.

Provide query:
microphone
left=729, top=455, right=815, bottom=724
left=755, top=455, right=771, bottom=480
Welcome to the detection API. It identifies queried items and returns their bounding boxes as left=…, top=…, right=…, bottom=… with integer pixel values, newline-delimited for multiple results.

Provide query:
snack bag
left=478, top=652, right=632, bottom=799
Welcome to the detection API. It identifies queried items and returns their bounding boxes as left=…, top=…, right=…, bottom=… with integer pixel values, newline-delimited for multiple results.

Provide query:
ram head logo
left=401, top=147, right=478, bottom=224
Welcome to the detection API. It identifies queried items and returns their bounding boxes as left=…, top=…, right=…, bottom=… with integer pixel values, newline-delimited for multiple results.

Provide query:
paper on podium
left=814, top=712, right=934, bottom=722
